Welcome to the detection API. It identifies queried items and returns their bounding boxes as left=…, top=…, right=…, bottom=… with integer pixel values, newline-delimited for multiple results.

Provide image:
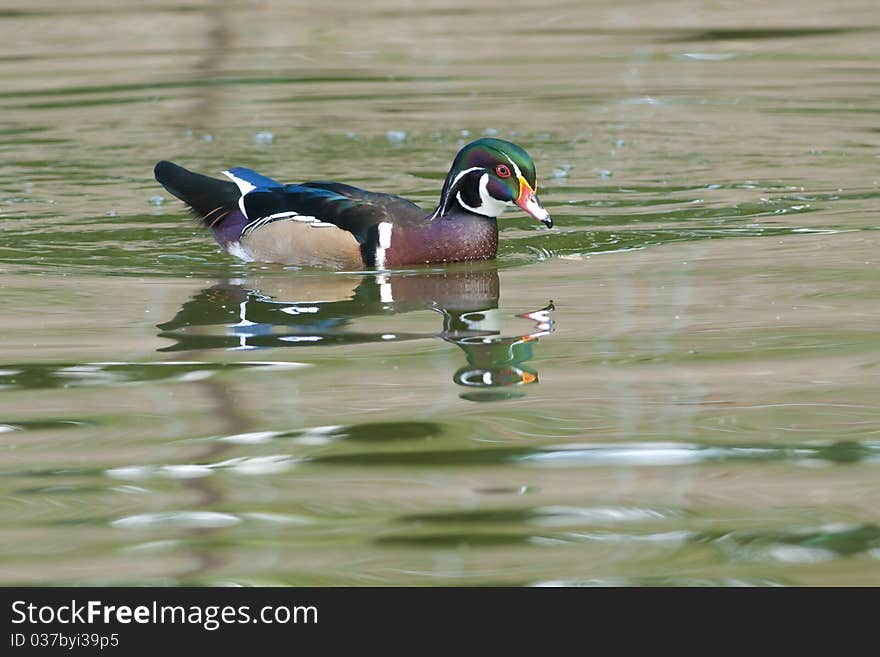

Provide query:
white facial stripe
left=456, top=190, right=480, bottom=214
left=375, top=221, right=393, bottom=269
left=433, top=166, right=484, bottom=219
left=378, top=221, right=392, bottom=248
left=449, top=166, right=484, bottom=192
left=480, top=174, right=513, bottom=215
left=456, top=173, right=511, bottom=218
left=222, top=170, right=257, bottom=219
left=499, top=151, right=523, bottom=180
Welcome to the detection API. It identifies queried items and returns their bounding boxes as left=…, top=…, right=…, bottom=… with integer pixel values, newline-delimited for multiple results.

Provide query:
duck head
left=434, top=138, right=552, bottom=228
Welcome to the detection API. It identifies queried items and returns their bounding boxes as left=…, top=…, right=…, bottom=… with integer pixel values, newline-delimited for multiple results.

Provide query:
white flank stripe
left=375, top=221, right=393, bottom=269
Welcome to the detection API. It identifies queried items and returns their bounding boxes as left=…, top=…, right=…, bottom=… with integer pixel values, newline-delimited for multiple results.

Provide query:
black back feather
left=241, top=181, right=423, bottom=243
left=154, top=161, right=240, bottom=225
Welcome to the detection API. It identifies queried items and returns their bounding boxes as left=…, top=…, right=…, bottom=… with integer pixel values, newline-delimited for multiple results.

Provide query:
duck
left=153, top=138, right=551, bottom=269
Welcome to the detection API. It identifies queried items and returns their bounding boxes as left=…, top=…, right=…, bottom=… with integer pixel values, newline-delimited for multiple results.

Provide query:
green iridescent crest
left=451, top=138, right=538, bottom=189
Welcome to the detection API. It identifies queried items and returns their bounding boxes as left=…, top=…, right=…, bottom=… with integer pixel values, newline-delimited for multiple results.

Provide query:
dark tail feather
left=154, top=161, right=240, bottom=227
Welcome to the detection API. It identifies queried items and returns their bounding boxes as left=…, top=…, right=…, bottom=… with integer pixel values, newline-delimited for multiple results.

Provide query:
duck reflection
left=157, top=268, right=553, bottom=398
left=443, top=303, right=553, bottom=401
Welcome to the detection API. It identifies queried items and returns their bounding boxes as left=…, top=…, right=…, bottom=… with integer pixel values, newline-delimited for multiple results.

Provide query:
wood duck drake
left=154, top=138, right=551, bottom=269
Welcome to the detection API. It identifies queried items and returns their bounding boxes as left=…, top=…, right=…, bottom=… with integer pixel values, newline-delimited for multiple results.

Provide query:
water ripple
left=0, top=360, right=310, bottom=390
left=106, top=455, right=297, bottom=481
left=520, top=440, right=880, bottom=467
left=111, top=512, right=242, bottom=530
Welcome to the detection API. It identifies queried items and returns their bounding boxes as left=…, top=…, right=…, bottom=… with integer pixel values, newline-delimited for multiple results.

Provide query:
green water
left=1, top=1, right=879, bottom=585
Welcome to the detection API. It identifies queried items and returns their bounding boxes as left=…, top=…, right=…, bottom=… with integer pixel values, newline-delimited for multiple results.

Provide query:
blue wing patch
left=223, top=167, right=284, bottom=193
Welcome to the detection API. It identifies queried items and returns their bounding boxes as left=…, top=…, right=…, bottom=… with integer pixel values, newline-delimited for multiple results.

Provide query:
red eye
left=495, top=164, right=511, bottom=178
